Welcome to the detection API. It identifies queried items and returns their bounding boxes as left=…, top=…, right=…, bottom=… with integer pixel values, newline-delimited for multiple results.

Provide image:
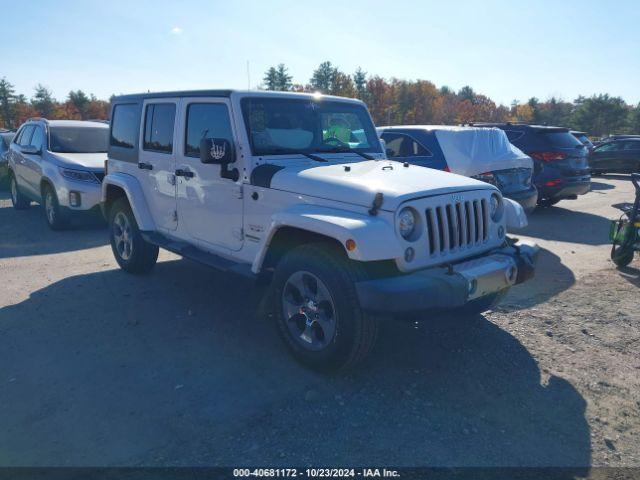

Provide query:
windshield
left=49, top=126, right=109, bottom=153
left=241, top=97, right=382, bottom=157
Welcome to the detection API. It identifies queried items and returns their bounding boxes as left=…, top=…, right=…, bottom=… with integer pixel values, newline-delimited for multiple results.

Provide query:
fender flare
left=101, top=172, right=156, bottom=231
left=252, top=204, right=402, bottom=274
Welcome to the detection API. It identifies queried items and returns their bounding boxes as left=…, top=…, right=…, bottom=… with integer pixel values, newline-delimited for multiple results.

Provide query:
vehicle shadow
left=599, top=173, right=634, bottom=181
left=499, top=247, right=575, bottom=311
left=589, top=181, right=615, bottom=191
left=0, top=259, right=590, bottom=471
left=617, top=264, right=640, bottom=287
left=0, top=198, right=107, bottom=259
left=524, top=206, right=611, bottom=245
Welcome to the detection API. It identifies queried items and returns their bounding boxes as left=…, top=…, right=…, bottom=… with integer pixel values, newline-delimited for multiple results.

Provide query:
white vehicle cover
left=431, top=126, right=532, bottom=175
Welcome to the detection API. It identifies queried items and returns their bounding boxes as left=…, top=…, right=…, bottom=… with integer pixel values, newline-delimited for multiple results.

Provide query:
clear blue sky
left=2, top=0, right=639, bottom=106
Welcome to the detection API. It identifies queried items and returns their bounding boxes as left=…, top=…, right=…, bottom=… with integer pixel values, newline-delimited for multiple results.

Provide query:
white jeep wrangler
left=102, top=90, right=538, bottom=371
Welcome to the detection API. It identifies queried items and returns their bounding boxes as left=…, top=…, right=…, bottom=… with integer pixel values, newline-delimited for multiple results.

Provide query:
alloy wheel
left=113, top=211, right=133, bottom=261
left=281, top=271, right=337, bottom=351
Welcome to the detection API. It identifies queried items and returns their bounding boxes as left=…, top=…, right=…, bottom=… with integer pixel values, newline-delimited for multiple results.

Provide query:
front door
left=23, top=125, right=46, bottom=194
left=175, top=98, right=243, bottom=251
left=137, top=99, right=179, bottom=231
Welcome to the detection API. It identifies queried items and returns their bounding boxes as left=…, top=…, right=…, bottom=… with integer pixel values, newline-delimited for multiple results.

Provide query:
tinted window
left=504, top=130, right=525, bottom=142
left=541, top=131, right=583, bottom=148
left=185, top=103, right=233, bottom=157
left=622, top=141, right=640, bottom=151
left=111, top=104, right=139, bottom=149
left=381, top=132, right=432, bottom=158
left=144, top=103, right=176, bottom=153
left=18, top=126, right=34, bottom=146
left=595, top=142, right=621, bottom=152
left=50, top=127, right=109, bottom=153
left=30, top=127, right=45, bottom=150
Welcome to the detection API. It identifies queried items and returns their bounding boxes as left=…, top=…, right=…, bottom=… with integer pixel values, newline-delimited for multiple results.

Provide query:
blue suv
left=472, top=124, right=591, bottom=207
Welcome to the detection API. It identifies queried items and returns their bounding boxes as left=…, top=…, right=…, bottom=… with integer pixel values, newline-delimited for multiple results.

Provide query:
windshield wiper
left=315, top=146, right=375, bottom=160
left=257, top=148, right=327, bottom=162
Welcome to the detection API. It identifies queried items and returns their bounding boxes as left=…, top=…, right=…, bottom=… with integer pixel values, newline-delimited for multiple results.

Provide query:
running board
left=142, top=232, right=255, bottom=279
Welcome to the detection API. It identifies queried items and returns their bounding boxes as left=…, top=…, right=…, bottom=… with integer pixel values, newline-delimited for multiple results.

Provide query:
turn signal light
left=345, top=239, right=357, bottom=251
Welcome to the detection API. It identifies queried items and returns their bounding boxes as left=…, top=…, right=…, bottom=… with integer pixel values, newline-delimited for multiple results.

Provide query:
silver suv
left=8, top=118, right=109, bottom=229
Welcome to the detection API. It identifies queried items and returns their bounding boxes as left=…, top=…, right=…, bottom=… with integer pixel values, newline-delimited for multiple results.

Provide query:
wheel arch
left=102, top=173, right=156, bottom=231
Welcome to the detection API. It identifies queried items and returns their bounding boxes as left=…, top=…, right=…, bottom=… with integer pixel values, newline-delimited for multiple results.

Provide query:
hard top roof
left=111, top=89, right=364, bottom=104
left=470, top=122, right=570, bottom=133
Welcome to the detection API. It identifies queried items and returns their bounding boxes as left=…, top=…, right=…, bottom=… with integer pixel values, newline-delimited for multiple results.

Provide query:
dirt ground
left=0, top=175, right=638, bottom=469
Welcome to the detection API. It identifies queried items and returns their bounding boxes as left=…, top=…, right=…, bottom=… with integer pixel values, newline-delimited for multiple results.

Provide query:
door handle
left=175, top=169, right=194, bottom=178
left=138, top=162, right=153, bottom=170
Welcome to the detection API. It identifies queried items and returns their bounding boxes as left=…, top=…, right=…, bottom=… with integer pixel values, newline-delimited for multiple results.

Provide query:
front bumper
left=355, top=239, right=539, bottom=315
left=53, top=176, right=103, bottom=211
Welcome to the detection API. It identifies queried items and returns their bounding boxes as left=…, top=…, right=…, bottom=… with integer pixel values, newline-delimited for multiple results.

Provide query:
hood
left=51, top=152, right=107, bottom=170
left=268, top=159, right=495, bottom=211
left=433, top=127, right=532, bottom=176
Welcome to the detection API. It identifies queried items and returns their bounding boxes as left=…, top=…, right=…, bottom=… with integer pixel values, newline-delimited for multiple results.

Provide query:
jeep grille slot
left=425, top=197, right=489, bottom=256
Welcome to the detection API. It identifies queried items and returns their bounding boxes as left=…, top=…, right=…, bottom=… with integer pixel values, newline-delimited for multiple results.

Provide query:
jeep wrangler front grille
left=425, top=199, right=489, bottom=255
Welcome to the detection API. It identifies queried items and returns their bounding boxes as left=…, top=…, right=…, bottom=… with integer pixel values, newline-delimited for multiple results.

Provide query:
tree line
left=0, top=78, right=109, bottom=130
left=2, top=62, right=639, bottom=137
left=264, top=62, right=640, bottom=137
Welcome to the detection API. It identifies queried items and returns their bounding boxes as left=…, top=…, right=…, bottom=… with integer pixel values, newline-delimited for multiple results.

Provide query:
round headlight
left=398, top=207, right=417, bottom=239
left=490, top=193, right=503, bottom=222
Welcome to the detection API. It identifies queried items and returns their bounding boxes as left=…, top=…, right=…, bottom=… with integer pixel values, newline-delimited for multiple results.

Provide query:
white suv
left=8, top=119, right=109, bottom=229
left=102, top=90, right=538, bottom=371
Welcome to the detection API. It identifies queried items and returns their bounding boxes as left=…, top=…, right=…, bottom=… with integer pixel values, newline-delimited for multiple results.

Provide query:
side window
left=184, top=103, right=233, bottom=157
left=30, top=127, right=45, bottom=151
left=596, top=142, right=620, bottom=152
left=381, top=132, right=431, bottom=158
left=381, top=133, right=403, bottom=157
left=110, top=104, right=139, bottom=149
left=504, top=130, right=524, bottom=142
left=623, top=141, right=640, bottom=151
left=143, top=103, right=176, bottom=153
left=18, top=126, right=35, bottom=146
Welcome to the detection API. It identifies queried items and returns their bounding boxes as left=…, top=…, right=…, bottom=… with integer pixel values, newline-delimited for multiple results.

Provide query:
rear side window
left=144, top=103, right=176, bottom=153
left=381, top=132, right=432, bottom=158
left=184, top=103, right=233, bottom=157
left=504, top=130, right=525, bottom=142
left=541, top=131, right=583, bottom=148
left=111, top=104, right=139, bottom=149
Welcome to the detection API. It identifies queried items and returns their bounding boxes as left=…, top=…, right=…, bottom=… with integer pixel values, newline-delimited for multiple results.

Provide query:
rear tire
left=42, top=183, right=69, bottom=230
left=109, top=197, right=159, bottom=274
left=538, top=198, right=561, bottom=208
left=9, top=172, right=30, bottom=210
left=611, top=245, right=634, bottom=268
left=272, top=243, right=378, bottom=372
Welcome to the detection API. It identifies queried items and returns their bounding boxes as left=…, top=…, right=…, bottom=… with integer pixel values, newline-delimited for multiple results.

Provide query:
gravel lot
left=0, top=175, right=638, bottom=468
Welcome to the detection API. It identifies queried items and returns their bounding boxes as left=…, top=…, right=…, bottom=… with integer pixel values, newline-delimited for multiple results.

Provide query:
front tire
left=272, top=243, right=378, bottom=372
left=9, top=173, right=30, bottom=210
left=109, top=197, right=159, bottom=274
left=42, top=184, right=68, bottom=230
left=611, top=245, right=634, bottom=267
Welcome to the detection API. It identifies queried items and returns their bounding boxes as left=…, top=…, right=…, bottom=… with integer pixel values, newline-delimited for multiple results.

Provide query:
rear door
left=591, top=142, right=623, bottom=172
left=22, top=125, right=46, bottom=194
left=138, top=99, right=179, bottom=232
left=13, top=125, right=35, bottom=194
left=620, top=141, right=640, bottom=171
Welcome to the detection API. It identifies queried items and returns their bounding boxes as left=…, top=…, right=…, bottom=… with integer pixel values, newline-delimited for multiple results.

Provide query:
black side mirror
left=200, top=138, right=234, bottom=165
left=199, top=137, right=239, bottom=181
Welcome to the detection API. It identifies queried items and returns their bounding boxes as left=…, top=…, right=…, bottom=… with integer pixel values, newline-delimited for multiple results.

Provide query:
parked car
left=589, top=138, right=640, bottom=174
left=571, top=131, right=594, bottom=151
left=102, top=90, right=538, bottom=371
left=0, top=130, right=16, bottom=184
left=7, top=118, right=109, bottom=229
left=472, top=123, right=591, bottom=207
left=378, top=125, right=538, bottom=214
